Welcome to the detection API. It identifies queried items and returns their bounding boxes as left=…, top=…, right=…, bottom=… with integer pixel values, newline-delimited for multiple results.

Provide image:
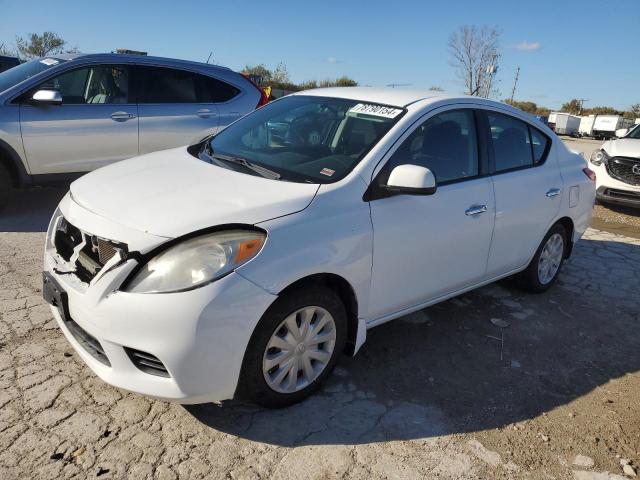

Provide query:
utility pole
left=206, top=51, right=213, bottom=64
left=577, top=98, right=588, bottom=115
left=484, top=51, right=499, bottom=98
left=510, top=66, right=520, bottom=103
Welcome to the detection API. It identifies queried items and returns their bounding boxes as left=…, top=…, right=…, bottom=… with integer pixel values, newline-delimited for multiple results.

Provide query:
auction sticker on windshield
left=349, top=103, right=403, bottom=119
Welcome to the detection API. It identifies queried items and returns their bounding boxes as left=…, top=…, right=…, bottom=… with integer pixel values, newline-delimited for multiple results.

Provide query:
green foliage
left=16, top=32, right=66, bottom=59
left=504, top=99, right=550, bottom=116
left=560, top=99, right=582, bottom=115
left=242, top=63, right=357, bottom=91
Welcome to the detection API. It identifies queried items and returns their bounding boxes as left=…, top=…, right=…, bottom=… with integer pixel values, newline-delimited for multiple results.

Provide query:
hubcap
left=262, top=306, right=336, bottom=394
left=538, top=233, right=564, bottom=285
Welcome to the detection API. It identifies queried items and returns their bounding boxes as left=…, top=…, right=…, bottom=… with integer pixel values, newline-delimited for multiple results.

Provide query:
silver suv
left=0, top=53, right=266, bottom=207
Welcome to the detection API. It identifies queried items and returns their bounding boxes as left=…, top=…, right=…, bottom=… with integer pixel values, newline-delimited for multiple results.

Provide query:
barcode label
left=349, top=103, right=402, bottom=118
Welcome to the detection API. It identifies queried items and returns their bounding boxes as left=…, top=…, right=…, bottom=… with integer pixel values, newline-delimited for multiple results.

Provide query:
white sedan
left=44, top=88, right=595, bottom=407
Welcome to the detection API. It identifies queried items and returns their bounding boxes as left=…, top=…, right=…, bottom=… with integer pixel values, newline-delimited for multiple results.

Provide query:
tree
left=16, top=31, right=66, bottom=59
left=448, top=25, right=500, bottom=97
left=429, top=86, right=444, bottom=91
left=504, top=99, right=550, bottom=117
left=241, top=64, right=272, bottom=84
left=560, top=99, right=582, bottom=115
left=0, top=43, right=16, bottom=56
left=629, top=104, right=640, bottom=117
left=271, top=62, right=290, bottom=84
left=333, top=76, right=357, bottom=87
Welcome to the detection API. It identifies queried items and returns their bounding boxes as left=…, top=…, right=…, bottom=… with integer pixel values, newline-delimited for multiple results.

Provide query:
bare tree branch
left=449, top=25, right=500, bottom=96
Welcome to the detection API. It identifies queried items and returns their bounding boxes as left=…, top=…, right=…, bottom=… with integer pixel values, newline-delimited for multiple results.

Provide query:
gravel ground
left=1, top=163, right=639, bottom=479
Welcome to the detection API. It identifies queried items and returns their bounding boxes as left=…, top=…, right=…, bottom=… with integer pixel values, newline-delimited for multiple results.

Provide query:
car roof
left=292, top=87, right=476, bottom=108
left=293, top=87, right=550, bottom=124
left=51, top=52, right=233, bottom=73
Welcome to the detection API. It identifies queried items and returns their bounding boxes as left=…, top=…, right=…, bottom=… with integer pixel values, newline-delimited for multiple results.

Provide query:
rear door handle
left=196, top=108, right=213, bottom=118
left=111, top=111, right=136, bottom=122
left=465, top=204, right=488, bottom=216
left=546, top=188, right=561, bottom=198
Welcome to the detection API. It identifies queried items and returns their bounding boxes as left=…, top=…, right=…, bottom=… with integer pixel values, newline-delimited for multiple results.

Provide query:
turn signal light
left=235, top=238, right=264, bottom=263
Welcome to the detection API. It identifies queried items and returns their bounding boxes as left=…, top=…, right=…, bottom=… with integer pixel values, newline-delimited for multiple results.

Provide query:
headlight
left=590, top=149, right=608, bottom=166
left=45, top=207, right=63, bottom=252
left=125, top=229, right=266, bottom=293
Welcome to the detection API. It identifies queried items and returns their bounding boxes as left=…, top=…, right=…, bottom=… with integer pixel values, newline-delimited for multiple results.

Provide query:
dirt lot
left=1, top=140, right=639, bottom=479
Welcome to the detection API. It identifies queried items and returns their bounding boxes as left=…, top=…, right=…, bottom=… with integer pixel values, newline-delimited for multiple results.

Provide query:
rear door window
left=487, top=112, right=534, bottom=172
left=196, top=75, right=239, bottom=103
left=138, top=66, right=197, bottom=103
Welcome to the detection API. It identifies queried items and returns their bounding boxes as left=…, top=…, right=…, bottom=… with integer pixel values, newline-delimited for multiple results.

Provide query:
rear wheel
left=517, top=224, right=567, bottom=292
left=0, top=163, right=12, bottom=211
left=239, top=285, right=347, bottom=408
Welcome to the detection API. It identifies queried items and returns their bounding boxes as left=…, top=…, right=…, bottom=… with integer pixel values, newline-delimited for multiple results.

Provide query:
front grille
left=52, top=218, right=126, bottom=283
left=64, top=317, right=111, bottom=366
left=606, top=157, right=640, bottom=186
left=97, top=237, right=118, bottom=264
left=124, top=348, right=170, bottom=377
left=602, top=188, right=640, bottom=202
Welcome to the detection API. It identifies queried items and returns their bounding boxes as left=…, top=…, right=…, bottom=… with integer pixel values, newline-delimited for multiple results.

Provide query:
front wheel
left=517, top=224, right=567, bottom=292
left=239, top=285, right=347, bottom=408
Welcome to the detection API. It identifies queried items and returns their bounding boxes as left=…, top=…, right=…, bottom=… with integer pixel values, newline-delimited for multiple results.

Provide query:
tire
left=516, top=224, right=567, bottom=293
left=0, top=162, right=12, bottom=211
left=239, top=285, right=347, bottom=408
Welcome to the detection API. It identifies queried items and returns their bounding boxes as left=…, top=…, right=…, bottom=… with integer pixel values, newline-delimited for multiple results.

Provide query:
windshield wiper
left=210, top=153, right=281, bottom=180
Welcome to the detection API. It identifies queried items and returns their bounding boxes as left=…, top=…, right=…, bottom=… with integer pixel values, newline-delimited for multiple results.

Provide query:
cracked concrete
left=1, top=188, right=639, bottom=479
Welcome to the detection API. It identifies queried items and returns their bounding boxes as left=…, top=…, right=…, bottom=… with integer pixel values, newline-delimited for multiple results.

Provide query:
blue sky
left=1, top=0, right=638, bottom=110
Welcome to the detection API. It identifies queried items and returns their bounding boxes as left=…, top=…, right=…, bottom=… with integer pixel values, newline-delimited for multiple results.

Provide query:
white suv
left=590, top=124, right=640, bottom=207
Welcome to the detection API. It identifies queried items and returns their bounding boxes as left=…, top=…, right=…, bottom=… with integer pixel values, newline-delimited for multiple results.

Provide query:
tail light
left=583, top=167, right=596, bottom=181
left=242, top=74, right=269, bottom=108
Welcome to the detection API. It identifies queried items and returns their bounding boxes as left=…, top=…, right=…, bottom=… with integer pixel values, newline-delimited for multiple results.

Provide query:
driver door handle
left=546, top=188, right=561, bottom=198
left=196, top=109, right=213, bottom=118
left=465, top=204, right=488, bottom=216
left=111, top=111, right=136, bottom=121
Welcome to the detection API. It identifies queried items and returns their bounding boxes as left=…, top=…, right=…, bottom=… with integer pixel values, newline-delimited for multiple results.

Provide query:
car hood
left=70, top=147, right=320, bottom=238
left=602, top=138, right=640, bottom=158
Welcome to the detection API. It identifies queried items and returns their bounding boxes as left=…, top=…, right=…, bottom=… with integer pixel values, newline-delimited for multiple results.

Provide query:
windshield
left=207, top=95, right=405, bottom=183
left=626, top=124, right=640, bottom=139
left=0, top=58, right=66, bottom=93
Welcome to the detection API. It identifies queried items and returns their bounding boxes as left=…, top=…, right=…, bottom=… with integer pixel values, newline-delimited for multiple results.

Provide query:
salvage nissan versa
left=44, top=88, right=595, bottom=407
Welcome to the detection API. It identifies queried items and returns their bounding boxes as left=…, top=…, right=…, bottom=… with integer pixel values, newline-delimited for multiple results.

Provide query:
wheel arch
left=554, top=216, right=575, bottom=258
left=0, top=138, right=29, bottom=187
left=277, top=273, right=361, bottom=355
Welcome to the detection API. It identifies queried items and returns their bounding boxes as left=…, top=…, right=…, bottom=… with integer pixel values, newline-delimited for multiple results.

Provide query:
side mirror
left=615, top=128, right=628, bottom=138
left=31, top=89, right=62, bottom=105
left=384, top=164, right=436, bottom=195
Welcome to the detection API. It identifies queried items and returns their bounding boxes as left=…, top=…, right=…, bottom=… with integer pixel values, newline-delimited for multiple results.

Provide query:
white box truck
left=554, top=113, right=581, bottom=135
left=579, top=115, right=596, bottom=137
left=592, top=115, right=635, bottom=139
